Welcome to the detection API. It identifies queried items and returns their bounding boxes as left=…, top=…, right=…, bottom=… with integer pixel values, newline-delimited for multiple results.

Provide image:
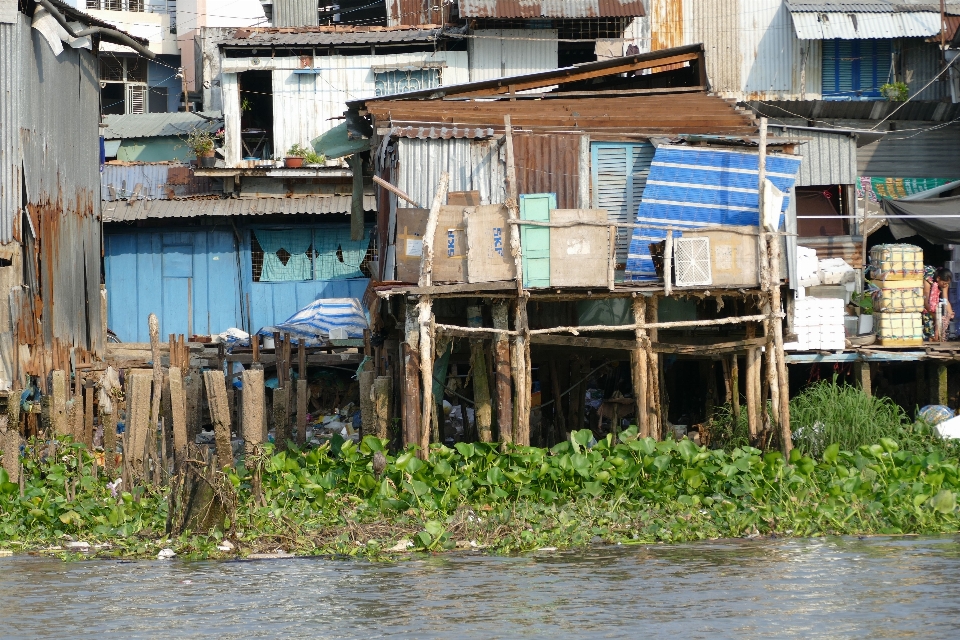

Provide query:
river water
left=2, top=536, right=960, bottom=639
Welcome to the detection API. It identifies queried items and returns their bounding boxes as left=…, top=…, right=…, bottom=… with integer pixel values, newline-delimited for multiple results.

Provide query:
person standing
left=923, top=266, right=954, bottom=341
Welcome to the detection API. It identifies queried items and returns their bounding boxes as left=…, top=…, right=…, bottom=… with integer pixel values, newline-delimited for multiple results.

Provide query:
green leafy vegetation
left=2, top=416, right=960, bottom=560
left=880, top=81, right=909, bottom=102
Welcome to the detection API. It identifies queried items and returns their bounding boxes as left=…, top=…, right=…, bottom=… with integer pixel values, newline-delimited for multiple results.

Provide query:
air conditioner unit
left=673, top=236, right=712, bottom=287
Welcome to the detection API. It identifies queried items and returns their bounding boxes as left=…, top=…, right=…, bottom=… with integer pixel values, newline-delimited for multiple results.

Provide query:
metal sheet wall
left=467, top=29, right=558, bottom=83
left=513, top=132, right=581, bottom=210
left=271, top=51, right=469, bottom=163
left=0, top=19, right=22, bottom=245
left=386, top=0, right=432, bottom=26
left=769, top=127, right=858, bottom=186
left=395, top=137, right=506, bottom=211
left=12, top=15, right=104, bottom=361
left=902, top=39, right=949, bottom=102
left=858, top=122, right=960, bottom=178
left=101, top=164, right=216, bottom=200
left=273, top=0, right=319, bottom=27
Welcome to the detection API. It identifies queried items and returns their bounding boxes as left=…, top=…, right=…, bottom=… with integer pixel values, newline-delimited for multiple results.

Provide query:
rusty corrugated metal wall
left=386, top=0, right=433, bottom=26
left=513, top=133, right=580, bottom=210
left=1, top=12, right=105, bottom=386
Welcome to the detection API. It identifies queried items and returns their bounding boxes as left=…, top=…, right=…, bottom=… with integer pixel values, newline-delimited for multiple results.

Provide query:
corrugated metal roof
left=102, top=195, right=376, bottom=222
left=101, top=164, right=217, bottom=201
left=747, top=99, right=960, bottom=121
left=458, top=0, right=645, bottom=18
left=790, top=8, right=942, bottom=38
left=220, top=26, right=443, bottom=47
left=102, top=111, right=223, bottom=140
left=769, top=126, right=858, bottom=186
left=787, top=2, right=960, bottom=11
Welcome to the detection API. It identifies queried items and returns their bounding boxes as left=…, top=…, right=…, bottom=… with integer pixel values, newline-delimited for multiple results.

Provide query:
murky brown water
left=2, top=536, right=960, bottom=638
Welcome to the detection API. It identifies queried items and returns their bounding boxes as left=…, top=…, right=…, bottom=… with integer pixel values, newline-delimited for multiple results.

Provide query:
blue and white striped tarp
left=625, top=145, right=802, bottom=282
left=258, top=297, right=369, bottom=340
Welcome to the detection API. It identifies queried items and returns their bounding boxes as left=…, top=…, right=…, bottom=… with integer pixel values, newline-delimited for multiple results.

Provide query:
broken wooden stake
left=168, top=366, right=188, bottom=469
left=241, top=368, right=265, bottom=457
left=203, top=370, right=234, bottom=469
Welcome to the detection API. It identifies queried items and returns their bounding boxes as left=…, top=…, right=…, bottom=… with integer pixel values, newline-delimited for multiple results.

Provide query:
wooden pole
left=102, top=411, right=117, bottom=477
left=203, top=370, right=233, bottom=469
left=467, top=305, right=493, bottom=443
left=549, top=360, right=565, bottom=444
left=83, top=384, right=94, bottom=449
left=372, top=175, right=423, bottom=208
left=273, top=386, right=289, bottom=452
left=631, top=295, right=649, bottom=438
left=646, top=296, right=662, bottom=439
left=296, top=379, right=308, bottom=445
left=513, top=297, right=531, bottom=446
left=148, top=314, right=163, bottom=450
left=493, top=300, right=513, bottom=446
left=402, top=301, right=421, bottom=449
left=418, top=171, right=449, bottom=459
left=127, top=372, right=152, bottom=481
left=939, top=364, right=949, bottom=406
left=51, top=370, right=67, bottom=437
left=241, top=369, right=265, bottom=457
left=730, top=354, right=741, bottom=425
left=856, top=361, right=872, bottom=397
left=745, top=326, right=760, bottom=441
left=663, top=230, right=673, bottom=297
left=168, top=366, right=187, bottom=469
left=373, top=375, right=393, bottom=441
left=359, top=369, right=376, bottom=437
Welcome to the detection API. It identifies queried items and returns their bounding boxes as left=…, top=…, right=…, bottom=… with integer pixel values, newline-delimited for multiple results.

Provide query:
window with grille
left=251, top=227, right=375, bottom=283
left=591, top=142, right=655, bottom=264
left=374, top=68, right=440, bottom=97
left=126, top=85, right=147, bottom=114
left=87, top=0, right=145, bottom=10
left=822, top=38, right=893, bottom=99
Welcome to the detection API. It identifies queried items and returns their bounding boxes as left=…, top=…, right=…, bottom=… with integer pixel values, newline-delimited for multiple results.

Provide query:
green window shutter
left=520, top=193, right=555, bottom=288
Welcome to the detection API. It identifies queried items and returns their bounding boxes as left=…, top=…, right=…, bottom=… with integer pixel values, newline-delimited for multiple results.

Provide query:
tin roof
left=789, top=8, right=942, bottom=38
left=457, top=0, right=645, bottom=18
left=102, top=195, right=376, bottom=222
left=787, top=1, right=960, bottom=11
left=220, top=25, right=443, bottom=47
left=102, top=111, right=223, bottom=140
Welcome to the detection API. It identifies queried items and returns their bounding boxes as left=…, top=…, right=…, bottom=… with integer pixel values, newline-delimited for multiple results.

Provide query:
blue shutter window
left=591, top=142, right=655, bottom=263
left=822, top=38, right=893, bottom=100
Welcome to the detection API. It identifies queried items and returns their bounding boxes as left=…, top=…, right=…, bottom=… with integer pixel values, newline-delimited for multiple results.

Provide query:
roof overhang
left=788, top=5, right=942, bottom=39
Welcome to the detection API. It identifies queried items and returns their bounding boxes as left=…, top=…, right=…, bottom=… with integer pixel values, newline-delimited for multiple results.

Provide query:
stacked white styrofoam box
left=797, top=246, right=820, bottom=287
left=818, top=257, right=855, bottom=285
left=785, top=297, right=846, bottom=351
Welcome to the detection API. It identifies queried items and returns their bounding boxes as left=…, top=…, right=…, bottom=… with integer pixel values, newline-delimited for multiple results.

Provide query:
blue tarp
left=625, top=145, right=802, bottom=282
left=258, top=297, right=369, bottom=340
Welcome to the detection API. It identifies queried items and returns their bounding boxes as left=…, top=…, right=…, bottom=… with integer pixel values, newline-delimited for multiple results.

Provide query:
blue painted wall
left=104, top=222, right=371, bottom=341
left=104, top=229, right=242, bottom=342
left=237, top=224, right=370, bottom=332
left=148, top=55, right=183, bottom=113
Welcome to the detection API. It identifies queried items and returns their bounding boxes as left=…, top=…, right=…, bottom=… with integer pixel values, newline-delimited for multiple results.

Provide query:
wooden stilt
left=646, top=296, right=662, bottom=439
left=203, top=371, right=233, bottom=469
left=730, top=354, right=741, bottom=425
left=184, top=370, right=202, bottom=447
left=51, top=370, right=67, bottom=437
left=513, top=297, right=531, bottom=446
left=856, top=361, right=872, bottom=397
left=127, top=372, right=152, bottom=481
left=84, top=384, right=94, bottom=449
left=148, top=314, right=163, bottom=457
left=273, top=386, right=289, bottom=452
left=359, top=369, right=376, bottom=438
left=549, top=360, right=565, bottom=445
left=102, top=411, right=117, bottom=477
left=493, top=301, right=513, bottom=446
left=631, top=295, right=649, bottom=438
left=373, top=375, right=393, bottom=441
left=241, top=369, right=264, bottom=457
left=296, top=379, right=307, bottom=445
left=467, top=306, right=493, bottom=443
left=939, top=364, right=949, bottom=406
left=402, top=301, right=422, bottom=449
left=168, top=367, right=187, bottom=469
left=745, top=326, right=760, bottom=441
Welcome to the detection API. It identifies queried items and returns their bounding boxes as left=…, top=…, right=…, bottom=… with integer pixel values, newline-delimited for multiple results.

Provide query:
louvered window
left=591, top=142, right=654, bottom=264
left=822, top=39, right=893, bottom=99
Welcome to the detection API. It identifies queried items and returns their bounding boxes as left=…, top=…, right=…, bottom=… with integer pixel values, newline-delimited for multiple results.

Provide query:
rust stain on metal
left=513, top=133, right=580, bottom=210
left=651, top=0, right=684, bottom=55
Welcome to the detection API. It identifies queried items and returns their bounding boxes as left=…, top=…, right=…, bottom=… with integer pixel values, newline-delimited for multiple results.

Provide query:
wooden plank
left=549, top=209, right=610, bottom=288
left=168, top=366, right=188, bottom=468
left=126, top=371, right=152, bottom=480
left=203, top=370, right=234, bottom=469
left=227, top=353, right=363, bottom=365
left=377, top=280, right=517, bottom=297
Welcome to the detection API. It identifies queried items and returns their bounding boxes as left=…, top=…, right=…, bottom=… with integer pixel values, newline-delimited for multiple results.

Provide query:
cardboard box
left=549, top=209, right=610, bottom=288
left=466, top=204, right=514, bottom=283
left=395, top=208, right=428, bottom=283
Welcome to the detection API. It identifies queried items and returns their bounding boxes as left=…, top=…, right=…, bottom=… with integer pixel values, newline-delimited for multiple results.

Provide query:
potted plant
left=880, top=81, right=909, bottom=102
left=304, top=148, right=326, bottom=167
left=184, top=127, right=219, bottom=167
left=285, top=143, right=310, bottom=168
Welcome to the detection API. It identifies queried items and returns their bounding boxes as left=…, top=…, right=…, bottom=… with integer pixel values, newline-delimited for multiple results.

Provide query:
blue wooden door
left=520, top=193, right=555, bottom=288
left=104, top=230, right=241, bottom=342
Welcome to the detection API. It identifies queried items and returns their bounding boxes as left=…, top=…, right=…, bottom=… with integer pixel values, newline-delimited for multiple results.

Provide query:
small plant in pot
left=184, top=127, right=220, bottom=167
left=285, top=143, right=311, bottom=168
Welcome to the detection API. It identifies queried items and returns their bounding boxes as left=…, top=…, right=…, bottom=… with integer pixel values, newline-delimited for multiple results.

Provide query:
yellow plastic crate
left=875, top=311, right=923, bottom=344
left=869, top=244, right=923, bottom=281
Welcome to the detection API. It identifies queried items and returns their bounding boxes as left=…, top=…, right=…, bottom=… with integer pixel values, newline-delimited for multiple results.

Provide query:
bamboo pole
left=631, top=295, right=649, bottom=438
left=418, top=171, right=449, bottom=459
left=467, top=305, right=493, bottom=443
